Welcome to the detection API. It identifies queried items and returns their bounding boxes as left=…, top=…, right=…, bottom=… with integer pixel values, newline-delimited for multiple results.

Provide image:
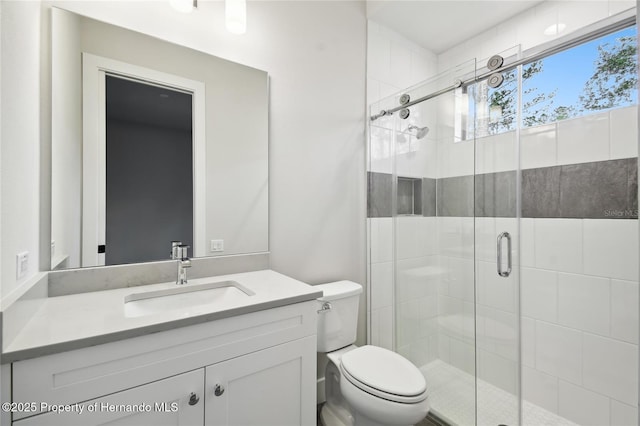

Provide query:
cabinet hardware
left=214, top=384, right=225, bottom=396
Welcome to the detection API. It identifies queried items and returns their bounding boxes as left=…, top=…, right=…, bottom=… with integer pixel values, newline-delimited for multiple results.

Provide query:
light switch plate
left=210, top=239, right=224, bottom=252
left=16, top=251, right=29, bottom=279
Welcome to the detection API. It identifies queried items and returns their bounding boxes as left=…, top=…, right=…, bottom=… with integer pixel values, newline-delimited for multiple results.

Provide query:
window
left=456, top=24, right=637, bottom=140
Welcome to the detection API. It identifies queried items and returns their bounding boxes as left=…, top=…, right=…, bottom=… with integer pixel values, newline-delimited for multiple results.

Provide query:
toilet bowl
left=316, top=281, right=429, bottom=426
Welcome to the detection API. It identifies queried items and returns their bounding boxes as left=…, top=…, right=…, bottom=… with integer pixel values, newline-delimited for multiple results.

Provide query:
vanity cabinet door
left=13, top=369, right=204, bottom=426
left=204, top=335, right=316, bottom=426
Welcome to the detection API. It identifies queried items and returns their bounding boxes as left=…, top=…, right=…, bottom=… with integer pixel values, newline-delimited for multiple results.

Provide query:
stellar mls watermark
left=604, top=209, right=638, bottom=217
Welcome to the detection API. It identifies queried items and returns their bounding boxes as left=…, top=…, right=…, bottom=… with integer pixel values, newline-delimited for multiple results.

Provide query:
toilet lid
left=340, top=346, right=427, bottom=401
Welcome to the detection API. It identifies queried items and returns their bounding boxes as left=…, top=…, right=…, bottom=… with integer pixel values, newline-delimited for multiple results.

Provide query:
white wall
left=0, top=1, right=43, bottom=303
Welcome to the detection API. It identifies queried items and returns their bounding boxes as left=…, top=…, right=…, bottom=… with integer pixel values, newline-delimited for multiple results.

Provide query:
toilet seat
left=339, top=345, right=428, bottom=404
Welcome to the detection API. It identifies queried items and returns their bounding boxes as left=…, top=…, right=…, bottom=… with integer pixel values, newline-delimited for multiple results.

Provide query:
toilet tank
left=315, top=281, right=363, bottom=352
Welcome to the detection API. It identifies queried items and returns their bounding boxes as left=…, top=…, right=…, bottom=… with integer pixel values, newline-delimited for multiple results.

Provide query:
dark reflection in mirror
left=106, top=76, right=193, bottom=265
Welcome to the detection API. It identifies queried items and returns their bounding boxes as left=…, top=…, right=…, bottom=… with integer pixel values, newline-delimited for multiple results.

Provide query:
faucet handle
left=177, top=244, right=190, bottom=260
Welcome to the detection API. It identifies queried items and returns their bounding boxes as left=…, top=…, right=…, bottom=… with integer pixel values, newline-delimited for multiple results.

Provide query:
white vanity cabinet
left=13, top=369, right=205, bottom=426
left=8, top=301, right=317, bottom=426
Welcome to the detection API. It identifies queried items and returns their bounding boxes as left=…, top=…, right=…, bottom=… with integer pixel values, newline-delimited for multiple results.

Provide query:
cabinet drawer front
left=14, top=369, right=204, bottom=426
left=13, top=301, right=316, bottom=420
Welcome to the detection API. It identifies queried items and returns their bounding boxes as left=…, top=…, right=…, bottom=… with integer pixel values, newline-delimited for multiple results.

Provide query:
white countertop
left=3, top=269, right=322, bottom=363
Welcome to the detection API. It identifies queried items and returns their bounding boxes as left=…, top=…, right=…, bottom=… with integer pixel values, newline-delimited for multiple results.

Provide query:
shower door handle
left=497, top=232, right=512, bottom=278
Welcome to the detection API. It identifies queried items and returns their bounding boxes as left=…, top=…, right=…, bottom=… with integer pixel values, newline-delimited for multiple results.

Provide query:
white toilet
left=316, top=281, right=429, bottom=426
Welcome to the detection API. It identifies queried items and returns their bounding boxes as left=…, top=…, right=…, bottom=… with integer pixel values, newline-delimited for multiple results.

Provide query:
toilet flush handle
left=317, top=301, right=332, bottom=314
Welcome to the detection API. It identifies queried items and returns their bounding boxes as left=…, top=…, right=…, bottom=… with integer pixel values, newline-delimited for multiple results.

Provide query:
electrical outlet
left=210, top=239, right=224, bottom=252
left=16, top=251, right=29, bottom=280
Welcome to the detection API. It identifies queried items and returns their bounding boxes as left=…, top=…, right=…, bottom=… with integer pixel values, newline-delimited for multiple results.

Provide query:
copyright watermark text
left=2, top=401, right=179, bottom=415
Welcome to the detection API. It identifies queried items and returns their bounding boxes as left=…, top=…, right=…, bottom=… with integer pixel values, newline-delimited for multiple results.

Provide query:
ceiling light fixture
left=226, top=0, right=247, bottom=35
left=170, top=0, right=196, bottom=14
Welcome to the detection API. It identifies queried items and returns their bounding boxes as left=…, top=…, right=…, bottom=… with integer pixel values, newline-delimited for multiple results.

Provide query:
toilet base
left=320, top=401, right=353, bottom=426
left=354, top=411, right=414, bottom=426
left=320, top=401, right=421, bottom=426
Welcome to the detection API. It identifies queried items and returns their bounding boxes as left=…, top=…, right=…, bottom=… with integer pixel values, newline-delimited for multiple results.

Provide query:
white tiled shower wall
left=367, top=21, right=438, bottom=351
left=367, top=2, right=638, bottom=423
left=366, top=21, right=438, bottom=108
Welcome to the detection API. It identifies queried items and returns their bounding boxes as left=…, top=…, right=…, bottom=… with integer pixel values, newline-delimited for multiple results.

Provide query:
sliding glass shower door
left=378, top=50, right=525, bottom=425
left=471, top=47, right=522, bottom=426
left=390, top=59, right=480, bottom=426
left=368, top=53, right=523, bottom=425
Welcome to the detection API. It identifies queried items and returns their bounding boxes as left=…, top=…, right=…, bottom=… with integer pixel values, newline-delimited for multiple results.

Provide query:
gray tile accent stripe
left=367, top=158, right=638, bottom=219
left=521, top=167, right=561, bottom=218
left=422, top=178, right=436, bottom=217
left=522, top=158, right=638, bottom=219
left=437, top=175, right=474, bottom=217
left=562, top=159, right=634, bottom=219
left=367, top=172, right=393, bottom=217
left=629, top=161, right=638, bottom=213
left=475, top=171, right=517, bottom=217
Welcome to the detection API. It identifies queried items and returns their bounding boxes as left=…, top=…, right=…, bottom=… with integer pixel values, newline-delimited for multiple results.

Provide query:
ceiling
left=367, top=0, right=544, bottom=53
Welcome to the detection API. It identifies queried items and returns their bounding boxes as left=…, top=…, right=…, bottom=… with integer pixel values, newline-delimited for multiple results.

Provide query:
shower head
left=407, top=125, right=429, bottom=139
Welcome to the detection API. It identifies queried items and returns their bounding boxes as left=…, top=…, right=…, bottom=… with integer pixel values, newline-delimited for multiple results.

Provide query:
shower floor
left=421, top=360, right=579, bottom=426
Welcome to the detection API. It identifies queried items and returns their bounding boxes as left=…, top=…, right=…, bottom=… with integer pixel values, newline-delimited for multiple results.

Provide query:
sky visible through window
left=468, top=24, right=638, bottom=139
left=528, top=26, right=637, bottom=111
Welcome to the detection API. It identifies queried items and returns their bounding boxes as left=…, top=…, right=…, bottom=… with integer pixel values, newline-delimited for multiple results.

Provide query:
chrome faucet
left=176, top=244, right=191, bottom=285
left=170, top=241, right=182, bottom=260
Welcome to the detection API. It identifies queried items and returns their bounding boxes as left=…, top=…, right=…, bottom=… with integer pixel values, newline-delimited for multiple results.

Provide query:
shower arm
left=370, top=12, right=635, bottom=122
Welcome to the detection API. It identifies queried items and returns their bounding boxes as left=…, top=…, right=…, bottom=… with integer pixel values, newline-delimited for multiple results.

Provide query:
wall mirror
left=50, top=7, right=269, bottom=270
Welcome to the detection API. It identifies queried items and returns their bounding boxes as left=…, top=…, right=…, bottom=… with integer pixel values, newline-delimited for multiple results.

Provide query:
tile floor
left=421, top=360, right=579, bottom=426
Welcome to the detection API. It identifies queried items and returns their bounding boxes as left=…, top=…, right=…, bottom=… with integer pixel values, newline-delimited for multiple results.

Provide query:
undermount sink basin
left=124, top=280, right=255, bottom=318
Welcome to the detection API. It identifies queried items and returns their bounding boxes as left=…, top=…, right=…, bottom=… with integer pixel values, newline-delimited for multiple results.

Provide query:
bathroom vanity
left=2, top=270, right=320, bottom=426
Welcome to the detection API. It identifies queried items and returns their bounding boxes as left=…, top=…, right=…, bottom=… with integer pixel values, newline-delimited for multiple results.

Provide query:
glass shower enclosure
left=367, top=19, right=638, bottom=426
